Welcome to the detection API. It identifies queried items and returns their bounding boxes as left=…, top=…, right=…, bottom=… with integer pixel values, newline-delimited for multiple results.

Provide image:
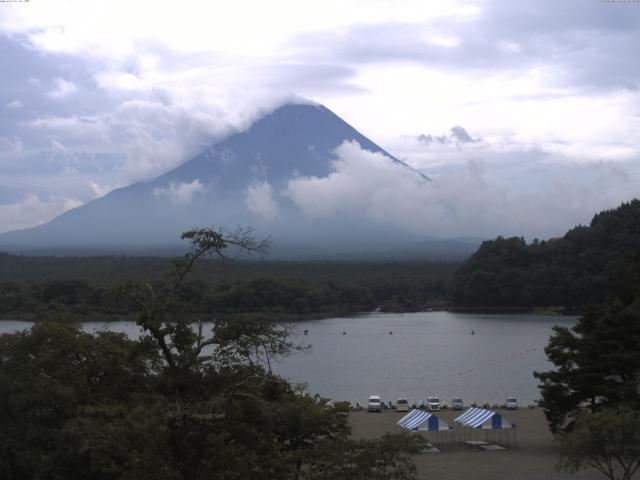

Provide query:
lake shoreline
left=0, top=306, right=580, bottom=323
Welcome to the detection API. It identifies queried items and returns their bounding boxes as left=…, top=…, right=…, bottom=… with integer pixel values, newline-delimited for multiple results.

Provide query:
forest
left=450, top=200, right=640, bottom=310
left=0, top=253, right=456, bottom=320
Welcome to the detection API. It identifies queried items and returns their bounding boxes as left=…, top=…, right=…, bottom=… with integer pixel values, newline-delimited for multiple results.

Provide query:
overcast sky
left=1, top=0, right=639, bottom=237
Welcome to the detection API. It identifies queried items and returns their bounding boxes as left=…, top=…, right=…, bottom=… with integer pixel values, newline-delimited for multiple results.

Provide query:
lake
left=0, top=311, right=575, bottom=406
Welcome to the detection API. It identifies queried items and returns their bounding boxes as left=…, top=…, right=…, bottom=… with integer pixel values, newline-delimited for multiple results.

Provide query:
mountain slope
left=0, top=103, right=432, bottom=253
left=152, top=103, right=427, bottom=190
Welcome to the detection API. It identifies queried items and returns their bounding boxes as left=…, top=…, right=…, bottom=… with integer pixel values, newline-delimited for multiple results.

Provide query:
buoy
left=303, top=329, right=309, bottom=335
left=342, top=331, right=346, bottom=335
left=471, top=329, right=475, bottom=335
left=389, top=331, right=393, bottom=335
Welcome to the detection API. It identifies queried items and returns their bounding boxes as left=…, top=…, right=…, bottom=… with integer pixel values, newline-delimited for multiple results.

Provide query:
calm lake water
left=0, top=311, right=575, bottom=405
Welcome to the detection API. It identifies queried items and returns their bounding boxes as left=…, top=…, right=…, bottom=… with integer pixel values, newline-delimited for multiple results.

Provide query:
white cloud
left=88, top=180, right=116, bottom=199
left=244, top=181, right=278, bottom=220
left=5, top=100, right=22, bottom=109
left=284, top=141, right=424, bottom=218
left=25, top=97, right=241, bottom=183
left=0, top=1, right=479, bottom=58
left=109, top=98, right=234, bottom=181
left=0, top=194, right=82, bottom=234
left=284, top=141, right=640, bottom=239
left=94, top=70, right=147, bottom=91
left=47, top=78, right=79, bottom=99
left=153, top=179, right=204, bottom=205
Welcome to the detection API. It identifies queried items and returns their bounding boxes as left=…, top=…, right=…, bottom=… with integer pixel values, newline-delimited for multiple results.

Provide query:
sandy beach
left=349, top=408, right=616, bottom=480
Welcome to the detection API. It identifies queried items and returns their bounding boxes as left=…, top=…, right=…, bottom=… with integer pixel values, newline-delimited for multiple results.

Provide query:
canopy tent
left=398, top=409, right=452, bottom=432
left=454, top=407, right=517, bottom=446
left=397, top=409, right=453, bottom=444
left=454, top=407, right=513, bottom=430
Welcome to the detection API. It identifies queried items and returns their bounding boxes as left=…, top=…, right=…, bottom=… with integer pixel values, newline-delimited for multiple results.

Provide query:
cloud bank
left=284, top=141, right=640, bottom=239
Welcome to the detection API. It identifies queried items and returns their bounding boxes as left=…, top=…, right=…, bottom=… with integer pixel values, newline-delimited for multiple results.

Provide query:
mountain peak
left=0, top=101, right=430, bottom=251
left=246, top=102, right=356, bottom=145
left=157, top=101, right=410, bottom=187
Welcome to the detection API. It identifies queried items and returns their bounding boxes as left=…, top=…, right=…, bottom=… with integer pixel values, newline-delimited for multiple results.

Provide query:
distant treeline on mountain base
left=0, top=257, right=456, bottom=320
left=450, top=199, right=640, bottom=309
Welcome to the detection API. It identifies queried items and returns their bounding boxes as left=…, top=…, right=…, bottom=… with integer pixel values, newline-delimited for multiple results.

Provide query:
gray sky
left=1, top=0, right=639, bottom=238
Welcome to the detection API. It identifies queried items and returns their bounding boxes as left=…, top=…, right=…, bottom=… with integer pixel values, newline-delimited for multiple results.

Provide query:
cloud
left=244, top=181, right=279, bottom=220
left=284, top=140, right=429, bottom=219
left=450, top=126, right=476, bottom=144
left=260, top=63, right=365, bottom=95
left=5, top=100, right=22, bottom=109
left=0, top=193, right=81, bottom=234
left=417, top=134, right=447, bottom=146
left=416, top=125, right=478, bottom=148
left=47, top=78, right=78, bottom=99
left=292, top=0, right=640, bottom=93
left=108, top=97, right=235, bottom=181
left=88, top=180, right=117, bottom=199
left=283, top=141, right=640, bottom=239
left=153, top=179, right=204, bottom=205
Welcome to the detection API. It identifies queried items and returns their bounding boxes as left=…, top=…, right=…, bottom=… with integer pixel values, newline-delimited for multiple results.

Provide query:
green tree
left=535, top=298, right=640, bottom=432
left=0, top=322, right=159, bottom=479
left=304, top=432, right=426, bottom=480
left=0, top=226, right=424, bottom=480
left=556, top=408, right=640, bottom=480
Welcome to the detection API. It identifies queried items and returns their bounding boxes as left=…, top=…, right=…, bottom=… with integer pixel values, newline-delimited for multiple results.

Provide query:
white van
left=396, top=398, right=409, bottom=412
left=506, top=397, right=519, bottom=410
left=368, top=395, right=382, bottom=412
left=427, top=396, right=441, bottom=411
left=451, top=398, right=464, bottom=410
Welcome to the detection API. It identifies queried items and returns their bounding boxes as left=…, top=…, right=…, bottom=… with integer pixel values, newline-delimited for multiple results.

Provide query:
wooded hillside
left=450, top=199, right=640, bottom=309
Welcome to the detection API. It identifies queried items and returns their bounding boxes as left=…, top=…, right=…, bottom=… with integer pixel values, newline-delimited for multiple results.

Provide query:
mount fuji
left=0, top=103, right=479, bottom=258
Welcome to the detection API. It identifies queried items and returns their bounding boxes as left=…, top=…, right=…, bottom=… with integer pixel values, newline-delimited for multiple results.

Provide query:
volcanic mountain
left=0, top=103, right=478, bottom=257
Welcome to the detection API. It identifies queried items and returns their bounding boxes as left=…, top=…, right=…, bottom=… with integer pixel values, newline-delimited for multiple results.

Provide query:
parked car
left=506, top=397, right=519, bottom=410
left=427, top=396, right=441, bottom=411
left=396, top=398, right=409, bottom=412
left=368, top=395, right=382, bottom=412
left=451, top=398, right=464, bottom=410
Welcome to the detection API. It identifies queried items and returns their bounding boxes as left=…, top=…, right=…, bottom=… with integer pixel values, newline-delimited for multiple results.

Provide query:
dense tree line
left=450, top=199, right=640, bottom=309
left=0, top=257, right=455, bottom=320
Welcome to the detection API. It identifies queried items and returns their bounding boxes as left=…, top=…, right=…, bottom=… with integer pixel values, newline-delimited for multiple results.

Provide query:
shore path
left=349, top=408, right=611, bottom=480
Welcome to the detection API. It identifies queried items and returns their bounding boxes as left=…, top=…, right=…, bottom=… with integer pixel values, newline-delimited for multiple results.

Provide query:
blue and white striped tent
left=454, top=407, right=514, bottom=430
left=397, top=409, right=452, bottom=432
